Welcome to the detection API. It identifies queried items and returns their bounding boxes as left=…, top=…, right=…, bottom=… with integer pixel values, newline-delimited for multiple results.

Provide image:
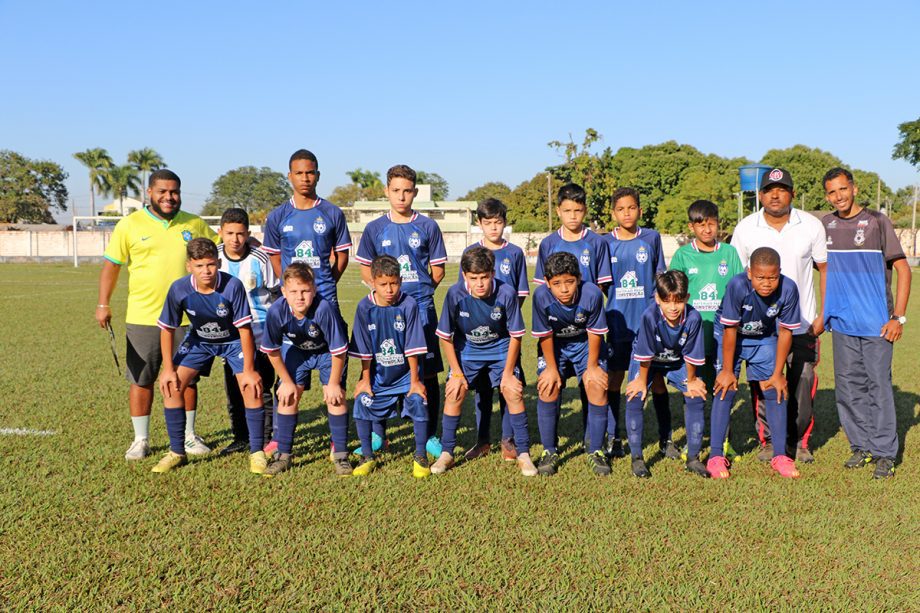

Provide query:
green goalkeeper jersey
left=669, top=240, right=744, bottom=354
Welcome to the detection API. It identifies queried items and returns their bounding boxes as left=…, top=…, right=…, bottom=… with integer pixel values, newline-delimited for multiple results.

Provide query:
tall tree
left=461, top=181, right=512, bottom=204
left=103, top=164, right=143, bottom=214
left=72, top=147, right=113, bottom=217
left=201, top=166, right=291, bottom=216
left=416, top=171, right=449, bottom=200
left=346, top=168, right=383, bottom=190
left=0, top=150, right=69, bottom=223
left=548, top=128, right=617, bottom=225
left=892, top=117, right=920, bottom=168
left=127, top=148, right=165, bottom=203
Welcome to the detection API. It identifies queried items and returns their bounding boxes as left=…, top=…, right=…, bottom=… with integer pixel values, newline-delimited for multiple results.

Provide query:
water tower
left=738, top=164, right=773, bottom=217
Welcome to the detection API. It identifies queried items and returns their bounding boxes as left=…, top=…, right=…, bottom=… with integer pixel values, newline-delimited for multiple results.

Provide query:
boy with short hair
left=348, top=255, right=432, bottom=478
left=355, top=165, right=447, bottom=456
left=604, top=187, right=669, bottom=459
left=154, top=238, right=267, bottom=473
left=532, top=252, right=611, bottom=477
left=258, top=262, right=350, bottom=476
left=217, top=207, right=279, bottom=456
left=624, top=271, right=709, bottom=478
left=708, top=247, right=801, bottom=479
left=432, top=246, right=536, bottom=476
left=457, top=198, right=529, bottom=462
left=668, top=200, right=744, bottom=457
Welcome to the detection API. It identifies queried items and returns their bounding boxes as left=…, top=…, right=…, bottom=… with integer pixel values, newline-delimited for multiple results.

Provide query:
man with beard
left=96, top=169, right=218, bottom=460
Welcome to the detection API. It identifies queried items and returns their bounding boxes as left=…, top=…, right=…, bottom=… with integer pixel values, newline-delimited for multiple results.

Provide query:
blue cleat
left=353, top=432, right=384, bottom=457
left=426, top=436, right=442, bottom=458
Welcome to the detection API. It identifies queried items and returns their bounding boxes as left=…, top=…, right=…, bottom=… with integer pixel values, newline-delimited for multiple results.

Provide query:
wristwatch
left=891, top=315, right=907, bottom=325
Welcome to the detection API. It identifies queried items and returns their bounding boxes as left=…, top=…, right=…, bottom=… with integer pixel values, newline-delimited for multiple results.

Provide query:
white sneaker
left=517, top=452, right=538, bottom=477
left=184, top=434, right=211, bottom=456
left=125, top=438, right=151, bottom=461
left=430, top=451, right=455, bottom=474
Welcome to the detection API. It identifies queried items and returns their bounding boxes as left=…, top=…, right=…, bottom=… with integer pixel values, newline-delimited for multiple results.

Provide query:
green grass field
left=1, top=263, right=918, bottom=609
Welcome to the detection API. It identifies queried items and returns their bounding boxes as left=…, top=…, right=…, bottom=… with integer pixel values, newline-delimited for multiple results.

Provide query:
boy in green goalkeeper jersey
left=668, top=200, right=744, bottom=458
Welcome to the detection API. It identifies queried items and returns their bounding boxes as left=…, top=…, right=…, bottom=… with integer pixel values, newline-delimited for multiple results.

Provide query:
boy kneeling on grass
left=154, top=238, right=266, bottom=474
left=348, top=255, right=432, bottom=478
left=432, top=245, right=536, bottom=476
left=624, top=271, right=709, bottom=479
left=259, top=262, right=350, bottom=477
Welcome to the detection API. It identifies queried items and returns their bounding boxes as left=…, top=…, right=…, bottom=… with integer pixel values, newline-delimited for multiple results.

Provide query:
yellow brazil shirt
left=104, top=207, right=218, bottom=326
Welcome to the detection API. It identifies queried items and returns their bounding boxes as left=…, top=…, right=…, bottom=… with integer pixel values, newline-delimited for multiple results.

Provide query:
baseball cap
left=760, top=167, right=793, bottom=191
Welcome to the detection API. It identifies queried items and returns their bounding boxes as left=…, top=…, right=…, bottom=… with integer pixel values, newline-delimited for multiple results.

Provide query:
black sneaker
left=844, top=450, right=873, bottom=469
left=631, top=457, right=651, bottom=478
left=872, top=457, right=895, bottom=479
left=537, top=450, right=559, bottom=476
left=685, top=458, right=710, bottom=478
left=218, top=439, right=248, bottom=456
left=605, top=436, right=626, bottom=459
left=795, top=445, right=815, bottom=464
left=587, top=451, right=611, bottom=476
left=263, top=453, right=293, bottom=478
left=660, top=439, right=680, bottom=460
left=757, top=443, right=774, bottom=463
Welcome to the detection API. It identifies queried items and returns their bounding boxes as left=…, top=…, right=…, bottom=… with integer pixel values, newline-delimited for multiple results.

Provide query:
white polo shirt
left=731, top=208, right=827, bottom=334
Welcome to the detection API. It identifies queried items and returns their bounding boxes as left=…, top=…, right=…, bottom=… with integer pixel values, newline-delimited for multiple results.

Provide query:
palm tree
left=104, top=165, right=143, bottom=215
left=127, top=148, right=165, bottom=204
left=73, top=148, right=113, bottom=217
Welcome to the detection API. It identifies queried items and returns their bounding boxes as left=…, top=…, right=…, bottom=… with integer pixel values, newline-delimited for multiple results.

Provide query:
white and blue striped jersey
left=218, top=244, right=277, bottom=345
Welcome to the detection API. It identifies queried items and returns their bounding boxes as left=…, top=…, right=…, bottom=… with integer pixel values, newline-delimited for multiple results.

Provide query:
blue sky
left=2, top=1, right=918, bottom=217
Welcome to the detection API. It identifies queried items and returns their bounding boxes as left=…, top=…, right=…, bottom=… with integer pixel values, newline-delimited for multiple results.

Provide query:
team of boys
left=98, top=150, right=910, bottom=481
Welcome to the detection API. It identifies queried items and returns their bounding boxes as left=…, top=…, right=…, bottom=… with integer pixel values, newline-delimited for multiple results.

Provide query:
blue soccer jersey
left=457, top=240, right=530, bottom=298
left=260, top=295, right=348, bottom=357
left=355, top=211, right=447, bottom=307
left=605, top=227, right=666, bottom=342
left=262, top=197, right=352, bottom=306
left=348, top=291, right=428, bottom=394
left=632, top=303, right=706, bottom=368
left=532, top=282, right=608, bottom=345
left=533, top=227, right=612, bottom=287
left=714, top=273, right=801, bottom=346
left=217, top=244, right=278, bottom=345
left=435, top=279, right=526, bottom=362
left=157, top=271, right=252, bottom=343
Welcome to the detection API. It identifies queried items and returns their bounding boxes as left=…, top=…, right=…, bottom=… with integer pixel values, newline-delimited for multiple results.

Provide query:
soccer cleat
left=757, top=443, right=774, bottom=463
left=707, top=456, right=731, bottom=479
left=353, top=432, right=385, bottom=457
left=605, top=436, right=626, bottom=459
left=464, top=442, right=491, bottom=461
left=796, top=445, right=815, bottom=464
left=872, top=457, right=895, bottom=479
left=263, top=453, right=293, bottom=478
left=587, top=450, right=611, bottom=476
left=263, top=439, right=279, bottom=458
left=517, top=452, right=538, bottom=477
left=249, top=451, right=268, bottom=474
left=217, top=439, right=247, bottom=457
left=631, top=457, right=651, bottom=479
left=352, top=457, right=377, bottom=476
left=425, top=436, right=442, bottom=458
left=685, top=458, right=710, bottom=478
left=660, top=439, right=680, bottom=460
left=413, top=455, right=431, bottom=479
left=151, top=451, right=187, bottom=473
left=125, top=438, right=151, bottom=461
left=184, top=434, right=211, bottom=456
left=680, top=444, right=689, bottom=462
left=537, top=450, right=559, bottom=476
left=723, top=440, right=739, bottom=462
left=430, top=452, right=455, bottom=475
left=500, top=438, right=518, bottom=461
left=770, top=455, right=800, bottom=478
left=844, top=450, right=873, bottom=469
left=332, top=457, right=352, bottom=476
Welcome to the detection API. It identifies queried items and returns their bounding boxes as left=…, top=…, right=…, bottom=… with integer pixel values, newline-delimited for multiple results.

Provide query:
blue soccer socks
left=710, top=389, right=736, bottom=458
left=412, top=420, right=428, bottom=458
left=625, top=398, right=645, bottom=459
left=275, top=413, right=298, bottom=455
left=761, top=387, right=788, bottom=458
left=587, top=403, right=608, bottom=454
left=537, top=399, right=560, bottom=454
left=328, top=412, right=348, bottom=459
left=440, top=414, right=461, bottom=457
left=684, top=396, right=705, bottom=459
left=510, top=411, right=530, bottom=456
left=163, top=407, right=186, bottom=455
left=244, top=407, right=265, bottom=453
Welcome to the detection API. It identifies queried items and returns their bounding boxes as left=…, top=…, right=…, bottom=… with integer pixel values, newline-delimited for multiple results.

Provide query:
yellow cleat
left=249, top=451, right=268, bottom=474
left=352, top=458, right=377, bottom=476
left=413, top=455, right=431, bottom=479
left=151, top=451, right=188, bottom=473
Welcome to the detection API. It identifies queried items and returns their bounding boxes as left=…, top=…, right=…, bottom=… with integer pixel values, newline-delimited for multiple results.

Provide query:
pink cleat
left=263, top=440, right=279, bottom=458
left=771, top=455, right=800, bottom=478
left=706, top=456, right=731, bottom=479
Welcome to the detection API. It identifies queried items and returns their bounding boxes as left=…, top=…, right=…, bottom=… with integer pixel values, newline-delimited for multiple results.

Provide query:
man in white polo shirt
left=731, top=168, right=827, bottom=463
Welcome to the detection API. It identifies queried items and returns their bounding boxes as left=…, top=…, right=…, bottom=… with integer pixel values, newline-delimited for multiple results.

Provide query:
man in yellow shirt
left=96, top=169, right=217, bottom=460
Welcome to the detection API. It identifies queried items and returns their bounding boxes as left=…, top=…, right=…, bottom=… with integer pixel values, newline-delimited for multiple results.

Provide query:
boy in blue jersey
left=457, top=198, right=530, bottom=462
left=532, top=252, right=611, bottom=476
left=348, top=255, right=432, bottom=478
left=355, top=165, right=447, bottom=455
left=708, top=247, right=801, bottom=479
left=604, top=187, right=670, bottom=460
left=432, top=246, right=537, bottom=476
left=262, top=149, right=352, bottom=309
left=624, top=271, right=709, bottom=478
left=258, top=262, right=350, bottom=477
left=216, top=208, right=279, bottom=456
left=154, top=238, right=268, bottom=474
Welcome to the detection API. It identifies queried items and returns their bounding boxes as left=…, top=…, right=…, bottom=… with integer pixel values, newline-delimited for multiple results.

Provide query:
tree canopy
left=892, top=117, right=920, bottom=168
left=0, top=150, right=69, bottom=223
left=201, top=166, right=291, bottom=216
left=416, top=171, right=449, bottom=200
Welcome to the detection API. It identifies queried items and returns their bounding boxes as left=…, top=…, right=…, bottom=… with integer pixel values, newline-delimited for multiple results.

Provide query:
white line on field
left=0, top=428, right=57, bottom=436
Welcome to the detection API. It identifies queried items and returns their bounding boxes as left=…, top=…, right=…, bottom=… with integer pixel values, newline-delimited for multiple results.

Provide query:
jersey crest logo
left=393, top=313, right=406, bottom=332
left=216, top=303, right=229, bottom=317
left=490, top=307, right=503, bottom=321
left=313, top=216, right=327, bottom=234
left=500, top=258, right=511, bottom=275
left=182, top=230, right=192, bottom=242
left=537, top=356, right=547, bottom=371
left=178, top=342, right=190, bottom=354
left=360, top=394, right=374, bottom=407
left=766, top=304, right=779, bottom=317
left=580, top=249, right=591, bottom=267
left=574, top=310, right=587, bottom=324
left=718, top=261, right=728, bottom=276
left=408, top=232, right=421, bottom=249
left=679, top=332, right=687, bottom=346
left=307, top=324, right=320, bottom=338
left=636, top=246, right=648, bottom=264
left=854, top=228, right=866, bottom=246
